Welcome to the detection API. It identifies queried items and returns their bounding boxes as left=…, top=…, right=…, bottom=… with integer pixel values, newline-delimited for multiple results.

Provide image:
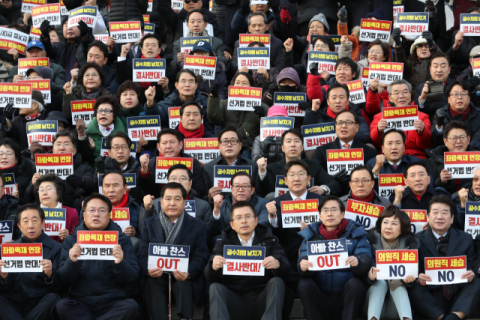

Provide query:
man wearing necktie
left=409, top=195, right=480, bottom=320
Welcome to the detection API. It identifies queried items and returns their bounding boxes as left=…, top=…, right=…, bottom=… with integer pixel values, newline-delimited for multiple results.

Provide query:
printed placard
left=184, top=55, right=217, bottom=80
left=393, top=1, right=404, bottom=22
left=0, top=27, right=29, bottom=55
left=43, top=208, right=66, bottom=236
left=213, top=165, right=252, bottom=192
left=396, top=13, right=429, bottom=38
left=110, top=208, right=130, bottom=232
left=460, top=14, right=480, bottom=36
left=237, top=47, right=270, bottom=70
left=144, top=23, right=155, bottom=35
left=404, top=209, right=427, bottom=234
left=302, top=122, right=336, bottom=151
left=98, top=173, right=136, bottom=194
left=326, top=148, right=364, bottom=175
left=369, top=62, right=404, bottom=85
left=444, top=152, right=480, bottom=179
left=132, top=58, right=166, bottom=82
left=182, top=23, right=213, bottom=37
left=465, top=201, right=480, bottom=238
left=109, top=21, right=142, bottom=44
left=30, top=27, right=42, bottom=40
left=359, top=19, right=392, bottom=43
left=77, top=230, right=118, bottom=260
left=307, top=51, right=338, bottom=75
left=148, top=244, right=190, bottom=273
left=67, top=6, right=97, bottom=28
left=0, top=220, right=13, bottom=244
left=148, top=0, right=153, bottom=11
left=143, top=15, right=150, bottom=23
left=260, top=116, right=294, bottom=142
left=180, top=37, right=212, bottom=54
left=329, top=35, right=341, bottom=52
left=281, top=199, right=319, bottom=228
left=273, top=92, right=307, bottom=117
left=473, top=58, right=480, bottom=77
left=378, top=174, right=405, bottom=198
left=185, top=200, right=195, bottom=218
left=3, top=173, right=16, bottom=196
left=227, top=86, right=262, bottom=111
left=307, top=239, right=349, bottom=271
left=383, top=105, right=418, bottom=131
left=223, top=245, right=265, bottom=276
left=19, top=79, right=51, bottom=103
left=22, top=0, right=47, bottom=13
left=168, top=107, right=180, bottom=129
left=18, top=57, right=50, bottom=76
left=362, top=67, right=370, bottom=89
left=376, top=249, right=418, bottom=280
left=156, top=157, right=193, bottom=184
left=275, top=175, right=313, bottom=197
left=26, top=120, right=57, bottom=147
left=249, top=0, right=268, bottom=5
left=32, top=3, right=61, bottom=29
left=94, top=32, right=109, bottom=43
left=60, top=0, right=68, bottom=15
left=0, top=83, right=32, bottom=108
left=172, top=0, right=183, bottom=10
left=239, top=34, right=271, bottom=48
left=127, top=115, right=160, bottom=142
left=35, top=153, right=73, bottom=179
left=344, top=199, right=384, bottom=230
left=184, top=138, right=220, bottom=163
left=425, top=256, right=468, bottom=285
left=1, top=244, right=43, bottom=272
left=71, top=99, right=95, bottom=125
left=345, top=80, right=366, bottom=104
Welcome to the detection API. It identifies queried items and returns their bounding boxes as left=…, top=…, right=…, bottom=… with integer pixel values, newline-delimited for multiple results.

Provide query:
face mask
left=278, top=85, right=297, bottom=93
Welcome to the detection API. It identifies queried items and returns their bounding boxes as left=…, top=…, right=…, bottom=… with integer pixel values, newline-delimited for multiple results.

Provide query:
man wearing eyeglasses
left=431, top=81, right=480, bottom=148
left=455, top=46, right=480, bottom=107
left=339, top=165, right=389, bottom=206
left=95, top=132, right=141, bottom=175
left=369, top=79, right=432, bottom=159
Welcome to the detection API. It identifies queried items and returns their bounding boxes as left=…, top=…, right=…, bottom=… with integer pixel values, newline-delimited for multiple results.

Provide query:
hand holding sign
left=462, top=270, right=475, bottom=282
left=368, top=267, right=380, bottom=280
left=173, top=270, right=189, bottom=281
left=413, top=119, right=425, bottom=133
left=212, top=255, right=226, bottom=270
left=440, top=169, right=452, bottom=184
left=113, top=244, right=123, bottom=264
left=177, top=52, right=185, bottom=63
left=369, top=78, right=379, bottom=91
left=208, top=186, right=222, bottom=201
left=148, top=268, right=163, bottom=278
left=300, top=259, right=313, bottom=272
left=59, top=229, right=69, bottom=241
left=13, top=185, right=19, bottom=199
left=69, top=243, right=81, bottom=262
left=0, top=260, right=7, bottom=279
left=345, top=256, right=358, bottom=267
left=140, top=153, right=149, bottom=174
left=418, top=273, right=432, bottom=286
left=124, top=226, right=135, bottom=237
left=158, top=77, right=169, bottom=91
left=262, top=256, right=280, bottom=269
left=40, top=259, right=52, bottom=277
left=32, top=172, right=42, bottom=186
left=377, top=119, right=388, bottom=133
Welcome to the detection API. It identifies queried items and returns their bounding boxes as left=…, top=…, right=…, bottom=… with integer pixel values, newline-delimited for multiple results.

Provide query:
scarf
left=40, top=201, right=63, bottom=209
left=178, top=122, right=205, bottom=138
left=25, top=113, right=41, bottom=121
left=187, top=30, right=209, bottom=37
left=449, top=105, right=470, bottom=121
left=140, top=54, right=162, bottom=89
left=120, top=103, right=143, bottom=119
left=319, top=218, right=349, bottom=240
left=81, top=86, right=102, bottom=100
left=114, top=193, right=129, bottom=208
left=158, top=209, right=185, bottom=244
left=380, top=236, right=403, bottom=291
left=99, top=123, right=114, bottom=137
left=326, top=105, right=349, bottom=120
left=351, top=190, right=375, bottom=203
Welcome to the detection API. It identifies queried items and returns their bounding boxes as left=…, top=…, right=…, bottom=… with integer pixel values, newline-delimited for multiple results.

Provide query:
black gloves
left=40, top=20, right=50, bottom=40
left=421, top=30, right=435, bottom=47
left=254, top=106, right=266, bottom=117
left=78, top=20, right=91, bottom=38
left=333, top=169, right=349, bottom=184
left=66, top=175, right=85, bottom=189
left=209, top=83, right=219, bottom=98
left=309, top=62, right=319, bottom=76
left=392, top=28, right=402, bottom=46
left=337, top=6, right=347, bottom=24
left=468, top=76, right=480, bottom=87
left=268, top=83, right=277, bottom=97
left=4, top=103, right=18, bottom=122
left=298, top=101, right=311, bottom=111
left=435, top=108, right=446, bottom=127
left=240, top=0, right=250, bottom=14
left=424, top=0, right=436, bottom=15
left=268, top=0, right=279, bottom=13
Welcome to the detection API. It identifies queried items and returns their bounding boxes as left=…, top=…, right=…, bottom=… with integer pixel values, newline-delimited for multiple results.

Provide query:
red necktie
left=393, top=165, right=398, bottom=170
left=343, top=143, right=350, bottom=149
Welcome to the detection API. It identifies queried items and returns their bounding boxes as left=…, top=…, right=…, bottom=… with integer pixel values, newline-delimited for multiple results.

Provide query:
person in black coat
left=55, top=194, right=139, bottom=320
left=0, top=174, right=21, bottom=240
left=409, top=195, right=480, bottom=320
left=138, top=183, right=208, bottom=320
left=0, top=204, right=62, bottom=320
left=108, top=0, right=148, bottom=23
left=205, top=201, right=289, bottom=320
left=85, top=41, right=120, bottom=95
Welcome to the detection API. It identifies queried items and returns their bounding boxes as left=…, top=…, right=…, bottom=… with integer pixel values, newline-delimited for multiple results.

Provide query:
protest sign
left=227, top=86, right=262, bottom=111
left=0, top=83, right=32, bottom=108
left=224, top=245, right=265, bottom=276
left=425, top=256, right=468, bottom=285
left=260, top=116, right=294, bottom=142
left=237, top=47, right=270, bottom=70
left=239, top=34, right=270, bottom=47
left=32, top=3, right=61, bottom=29
left=60, top=0, right=67, bottom=15
left=185, top=200, right=196, bottom=217
left=94, top=32, right=109, bottom=43
left=132, top=58, right=166, bottom=82
left=0, top=27, right=29, bottom=55
left=143, top=15, right=150, bottom=23
left=43, top=208, right=66, bottom=236
left=184, top=55, right=217, bottom=80
left=77, top=231, right=118, bottom=260
left=184, top=138, right=220, bottom=163
left=22, top=0, right=46, bottom=13
left=109, top=21, right=141, bottom=44
left=110, top=208, right=130, bottom=232
left=369, top=62, right=404, bottom=85
left=144, top=23, right=155, bottom=34
left=3, top=173, right=16, bottom=196
left=404, top=210, right=427, bottom=234
left=378, top=174, right=405, bottom=198
left=329, top=35, right=341, bottom=52
left=214, top=165, right=252, bottom=192
left=168, top=107, right=180, bottom=129
left=307, top=239, right=349, bottom=271
left=281, top=199, right=319, bottom=228
left=18, top=57, right=49, bottom=76
left=444, top=152, right=480, bottom=179
left=71, top=100, right=95, bottom=125
left=148, top=244, right=190, bottom=272
left=362, top=67, right=370, bottom=88
left=307, top=51, right=338, bottom=74
left=275, top=175, right=313, bottom=197
left=460, top=14, right=480, bottom=36
left=0, top=220, right=13, bottom=244
left=376, top=250, right=418, bottom=280
left=344, top=199, right=384, bottom=230
left=35, top=153, right=73, bottom=179
left=465, top=201, right=480, bottom=238
left=30, top=27, right=42, bottom=40
left=156, top=157, right=193, bottom=184
left=249, top=0, right=267, bottom=5
left=98, top=173, right=136, bottom=194
left=26, top=120, right=57, bottom=147
left=1, top=244, right=43, bottom=272
left=397, top=13, right=429, bottom=39
left=302, top=123, right=336, bottom=151
left=273, top=92, right=307, bottom=117
left=474, top=58, right=480, bottom=77
left=345, top=80, right=366, bottom=104
left=326, top=148, right=364, bottom=175
left=180, top=37, right=212, bottom=54
left=67, top=6, right=97, bottom=28
left=393, top=0, right=404, bottom=23
left=359, top=19, right=392, bottom=43
left=127, top=115, right=160, bottom=141
left=19, top=79, right=51, bottom=103
left=147, top=0, right=152, bottom=11
left=172, top=0, right=183, bottom=10
left=383, top=105, right=418, bottom=131
left=182, top=23, right=213, bottom=37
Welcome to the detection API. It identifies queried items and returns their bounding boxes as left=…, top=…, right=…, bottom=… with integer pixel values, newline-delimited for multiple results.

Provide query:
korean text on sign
left=19, top=79, right=51, bottom=104
left=67, top=5, right=97, bottom=28
left=237, top=47, right=270, bottom=70
left=0, top=220, right=13, bottom=244
left=32, top=3, right=61, bottom=29
left=223, top=245, right=265, bottom=276
left=238, top=34, right=271, bottom=47
left=77, top=230, right=119, bottom=260
left=184, top=138, right=219, bottom=164
left=273, top=92, right=307, bottom=117
left=307, top=51, right=338, bottom=75
left=35, top=153, right=74, bottom=180
left=378, top=173, right=405, bottom=198
left=98, top=173, right=136, bottom=194
left=307, top=239, right=349, bottom=271
left=109, top=21, right=141, bottom=44
left=156, top=157, right=193, bottom=184
left=184, top=55, right=217, bottom=80
left=0, top=83, right=32, bottom=108
left=345, top=80, right=366, bottom=104
left=43, top=208, right=66, bottom=236
left=376, top=249, right=418, bottom=280
left=382, top=105, right=418, bottom=131
left=281, top=199, right=319, bottom=229
left=227, top=86, right=262, bottom=112
left=110, top=208, right=130, bottom=232
left=26, top=120, right=57, bottom=147
left=148, top=243, right=190, bottom=273
left=127, top=115, right=160, bottom=142
left=344, top=199, right=384, bottom=230
left=444, top=152, right=480, bottom=179
left=425, top=256, right=468, bottom=285
left=180, top=37, right=212, bottom=54
left=369, top=62, right=404, bottom=85
left=71, top=99, right=95, bottom=125
left=18, top=57, right=49, bottom=76
left=275, top=175, right=313, bottom=198
left=214, top=165, right=251, bottom=192
left=396, top=13, right=429, bottom=39
left=3, top=173, right=16, bottom=196
left=260, top=116, right=294, bottom=142
left=465, top=201, right=480, bottom=238
left=132, top=59, right=166, bottom=82
left=22, top=0, right=47, bottom=13
left=302, top=122, right=336, bottom=151
left=460, top=14, right=480, bottom=36
left=0, top=27, right=29, bottom=55
left=326, top=148, right=364, bottom=175
left=169, top=106, right=181, bottom=129
left=403, top=209, right=427, bottom=234
left=1, top=243, right=43, bottom=272
left=359, top=19, right=392, bottom=43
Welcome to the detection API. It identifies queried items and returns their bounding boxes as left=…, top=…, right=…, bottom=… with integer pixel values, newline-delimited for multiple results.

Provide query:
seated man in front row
left=205, top=201, right=289, bottom=320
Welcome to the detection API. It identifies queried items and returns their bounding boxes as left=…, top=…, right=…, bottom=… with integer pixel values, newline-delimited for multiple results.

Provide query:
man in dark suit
left=409, top=195, right=480, bottom=320
left=138, top=182, right=209, bottom=320
left=257, top=128, right=341, bottom=197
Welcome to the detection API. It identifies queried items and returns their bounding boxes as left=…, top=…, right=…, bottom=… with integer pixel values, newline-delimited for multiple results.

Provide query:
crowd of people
left=1, top=0, right=480, bottom=319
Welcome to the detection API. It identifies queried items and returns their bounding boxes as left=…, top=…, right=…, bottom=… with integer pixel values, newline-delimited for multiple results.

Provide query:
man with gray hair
left=454, top=164, right=480, bottom=228
left=368, top=79, right=433, bottom=159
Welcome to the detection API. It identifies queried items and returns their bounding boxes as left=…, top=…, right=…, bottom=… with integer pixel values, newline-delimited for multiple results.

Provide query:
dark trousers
left=144, top=275, right=194, bottom=320
left=297, top=277, right=366, bottom=320
left=409, top=278, right=480, bottom=320
left=55, top=298, right=138, bottom=320
left=0, top=293, right=59, bottom=320
left=209, top=277, right=285, bottom=320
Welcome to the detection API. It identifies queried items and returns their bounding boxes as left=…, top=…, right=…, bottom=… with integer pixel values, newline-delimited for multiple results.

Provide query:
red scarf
left=140, top=55, right=161, bottom=89
left=178, top=122, right=205, bottom=139
left=449, top=105, right=470, bottom=121
left=25, top=113, right=41, bottom=121
left=350, top=190, right=375, bottom=203
left=326, top=105, right=349, bottom=119
left=114, top=192, right=129, bottom=208
left=319, top=218, right=349, bottom=240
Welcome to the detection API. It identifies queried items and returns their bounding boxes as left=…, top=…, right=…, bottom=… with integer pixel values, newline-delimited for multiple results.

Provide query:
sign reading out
left=110, top=208, right=130, bottom=232
left=359, top=19, right=392, bottom=43
left=0, top=83, right=32, bottom=108
left=460, top=14, right=480, bottom=36
left=404, top=210, right=427, bottom=234
left=148, top=243, right=190, bottom=273
left=32, top=3, right=61, bottom=29
left=307, top=51, right=338, bottom=75
left=43, top=208, right=66, bottom=236
left=345, top=80, right=366, bottom=104
left=0, top=27, right=29, bottom=55
left=369, top=62, right=404, bottom=85
left=132, top=59, right=166, bottom=82
left=0, top=220, right=13, bottom=244
left=183, top=55, right=217, bottom=80
left=237, top=47, right=270, bottom=70
left=307, top=239, right=349, bottom=271
left=465, top=201, right=480, bottom=238
left=109, top=21, right=141, bottom=44
left=396, top=13, right=429, bottom=39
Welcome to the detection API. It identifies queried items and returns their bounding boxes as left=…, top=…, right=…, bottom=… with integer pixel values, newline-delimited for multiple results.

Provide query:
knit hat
left=365, top=9, right=386, bottom=21
left=410, top=36, right=427, bottom=55
left=470, top=45, right=480, bottom=57
left=267, top=105, right=288, bottom=117
left=26, top=66, right=54, bottom=81
left=233, top=72, right=254, bottom=87
left=276, top=67, right=300, bottom=87
left=309, top=13, right=329, bottom=32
